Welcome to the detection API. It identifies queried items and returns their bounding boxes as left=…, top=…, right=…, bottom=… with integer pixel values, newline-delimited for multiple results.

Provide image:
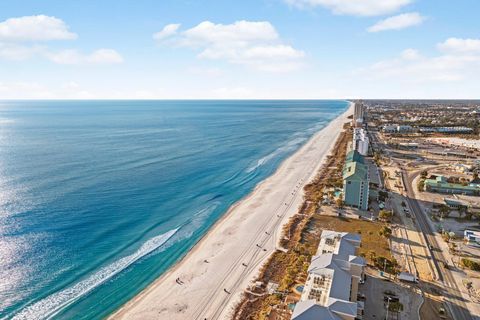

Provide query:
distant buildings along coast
left=341, top=103, right=371, bottom=211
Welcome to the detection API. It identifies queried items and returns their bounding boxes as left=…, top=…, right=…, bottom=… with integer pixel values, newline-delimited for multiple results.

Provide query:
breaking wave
left=246, top=137, right=307, bottom=173
left=12, top=228, right=179, bottom=320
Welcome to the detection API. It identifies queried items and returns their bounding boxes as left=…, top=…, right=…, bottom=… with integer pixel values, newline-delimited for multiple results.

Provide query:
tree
left=439, top=205, right=450, bottom=219
left=420, top=170, right=428, bottom=179
left=378, top=190, right=389, bottom=202
left=473, top=171, right=479, bottom=181
left=379, top=209, right=393, bottom=221
left=374, top=256, right=398, bottom=273
left=336, top=198, right=344, bottom=208
left=389, top=301, right=404, bottom=313
left=458, top=206, right=467, bottom=218
left=417, top=179, right=425, bottom=192
left=379, top=226, right=392, bottom=238
left=327, top=190, right=335, bottom=200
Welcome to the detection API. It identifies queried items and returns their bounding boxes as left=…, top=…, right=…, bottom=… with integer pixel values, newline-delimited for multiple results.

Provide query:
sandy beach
left=110, top=102, right=354, bottom=320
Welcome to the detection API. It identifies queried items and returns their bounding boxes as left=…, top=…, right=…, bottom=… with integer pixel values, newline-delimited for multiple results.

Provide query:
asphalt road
left=402, top=169, right=473, bottom=320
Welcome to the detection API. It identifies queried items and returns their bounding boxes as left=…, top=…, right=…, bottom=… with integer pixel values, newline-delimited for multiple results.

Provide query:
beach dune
left=110, top=102, right=354, bottom=320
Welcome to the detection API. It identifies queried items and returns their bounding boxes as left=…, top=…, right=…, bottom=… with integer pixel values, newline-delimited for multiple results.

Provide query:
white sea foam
left=246, top=137, right=307, bottom=173
left=11, top=228, right=179, bottom=320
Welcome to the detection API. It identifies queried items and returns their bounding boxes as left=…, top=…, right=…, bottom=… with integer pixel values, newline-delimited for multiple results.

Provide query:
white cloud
left=153, top=20, right=305, bottom=72
left=243, top=45, right=305, bottom=59
left=0, top=81, right=169, bottom=99
left=210, top=87, right=255, bottom=99
left=0, top=43, right=44, bottom=60
left=153, top=23, right=181, bottom=40
left=0, top=81, right=57, bottom=99
left=400, top=48, right=421, bottom=60
left=86, top=49, right=124, bottom=64
left=0, top=15, right=123, bottom=65
left=437, top=37, right=480, bottom=53
left=368, top=12, right=425, bottom=32
left=179, top=20, right=278, bottom=45
left=187, top=66, right=224, bottom=77
left=47, top=48, right=123, bottom=65
left=46, top=49, right=82, bottom=64
left=0, top=15, right=77, bottom=41
left=357, top=38, right=480, bottom=83
left=285, top=0, right=412, bottom=16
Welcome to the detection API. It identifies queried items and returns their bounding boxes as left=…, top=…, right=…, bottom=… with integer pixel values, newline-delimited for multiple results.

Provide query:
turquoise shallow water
left=0, top=100, right=348, bottom=319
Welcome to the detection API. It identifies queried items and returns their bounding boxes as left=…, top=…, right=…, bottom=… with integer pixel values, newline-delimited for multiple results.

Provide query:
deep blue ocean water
left=0, top=100, right=348, bottom=319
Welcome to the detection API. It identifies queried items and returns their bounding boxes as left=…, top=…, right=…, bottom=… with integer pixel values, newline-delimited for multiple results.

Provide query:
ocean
left=0, top=100, right=348, bottom=319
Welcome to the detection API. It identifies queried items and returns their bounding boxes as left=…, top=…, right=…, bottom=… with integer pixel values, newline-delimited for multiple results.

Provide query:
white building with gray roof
left=292, top=230, right=365, bottom=320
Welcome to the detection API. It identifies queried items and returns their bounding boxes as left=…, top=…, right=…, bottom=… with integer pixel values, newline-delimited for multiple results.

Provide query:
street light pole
left=385, top=296, right=391, bottom=320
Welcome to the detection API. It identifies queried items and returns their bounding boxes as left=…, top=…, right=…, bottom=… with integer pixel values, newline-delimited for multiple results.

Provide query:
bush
left=417, top=179, right=425, bottom=192
left=461, top=258, right=480, bottom=271
left=389, top=301, right=404, bottom=312
left=374, top=256, right=398, bottom=274
left=379, top=226, right=392, bottom=238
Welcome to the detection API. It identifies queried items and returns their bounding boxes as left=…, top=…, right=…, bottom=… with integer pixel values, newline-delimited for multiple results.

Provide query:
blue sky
left=1, top=0, right=479, bottom=99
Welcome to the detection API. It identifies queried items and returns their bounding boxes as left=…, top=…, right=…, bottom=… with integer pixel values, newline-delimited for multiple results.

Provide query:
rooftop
left=292, top=300, right=341, bottom=320
left=345, top=150, right=365, bottom=164
left=343, top=161, right=368, bottom=181
left=294, top=230, right=365, bottom=320
left=424, top=176, right=480, bottom=191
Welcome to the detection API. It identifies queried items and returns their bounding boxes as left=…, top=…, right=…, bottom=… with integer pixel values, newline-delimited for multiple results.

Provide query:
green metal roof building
left=424, top=176, right=480, bottom=196
left=343, top=151, right=369, bottom=210
left=345, top=150, right=365, bottom=164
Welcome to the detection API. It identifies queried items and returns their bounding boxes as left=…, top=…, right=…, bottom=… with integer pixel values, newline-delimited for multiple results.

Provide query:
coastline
left=110, top=101, right=354, bottom=320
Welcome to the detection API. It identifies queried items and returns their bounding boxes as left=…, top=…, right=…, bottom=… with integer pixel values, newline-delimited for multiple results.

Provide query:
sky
left=0, top=0, right=479, bottom=99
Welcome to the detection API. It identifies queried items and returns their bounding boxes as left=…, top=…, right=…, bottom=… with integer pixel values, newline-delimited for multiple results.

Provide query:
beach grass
left=308, top=215, right=393, bottom=264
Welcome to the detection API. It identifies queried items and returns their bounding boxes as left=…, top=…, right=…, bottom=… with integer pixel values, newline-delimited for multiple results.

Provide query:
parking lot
left=361, top=268, right=423, bottom=320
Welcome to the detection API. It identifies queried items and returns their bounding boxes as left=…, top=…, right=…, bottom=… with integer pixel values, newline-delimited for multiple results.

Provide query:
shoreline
left=110, top=101, right=354, bottom=320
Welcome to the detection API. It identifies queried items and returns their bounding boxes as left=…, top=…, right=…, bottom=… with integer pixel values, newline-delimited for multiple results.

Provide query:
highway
left=401, top=169, right=473, bottom=320
left=371, top=130, right=473, bottom=319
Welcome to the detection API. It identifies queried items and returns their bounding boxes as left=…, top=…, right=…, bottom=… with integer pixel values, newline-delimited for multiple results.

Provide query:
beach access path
left=110, top=102, right=354, bottom=320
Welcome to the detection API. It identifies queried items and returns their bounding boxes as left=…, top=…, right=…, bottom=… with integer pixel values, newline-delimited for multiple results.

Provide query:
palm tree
left=439, top=205, right=450, bottom=219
